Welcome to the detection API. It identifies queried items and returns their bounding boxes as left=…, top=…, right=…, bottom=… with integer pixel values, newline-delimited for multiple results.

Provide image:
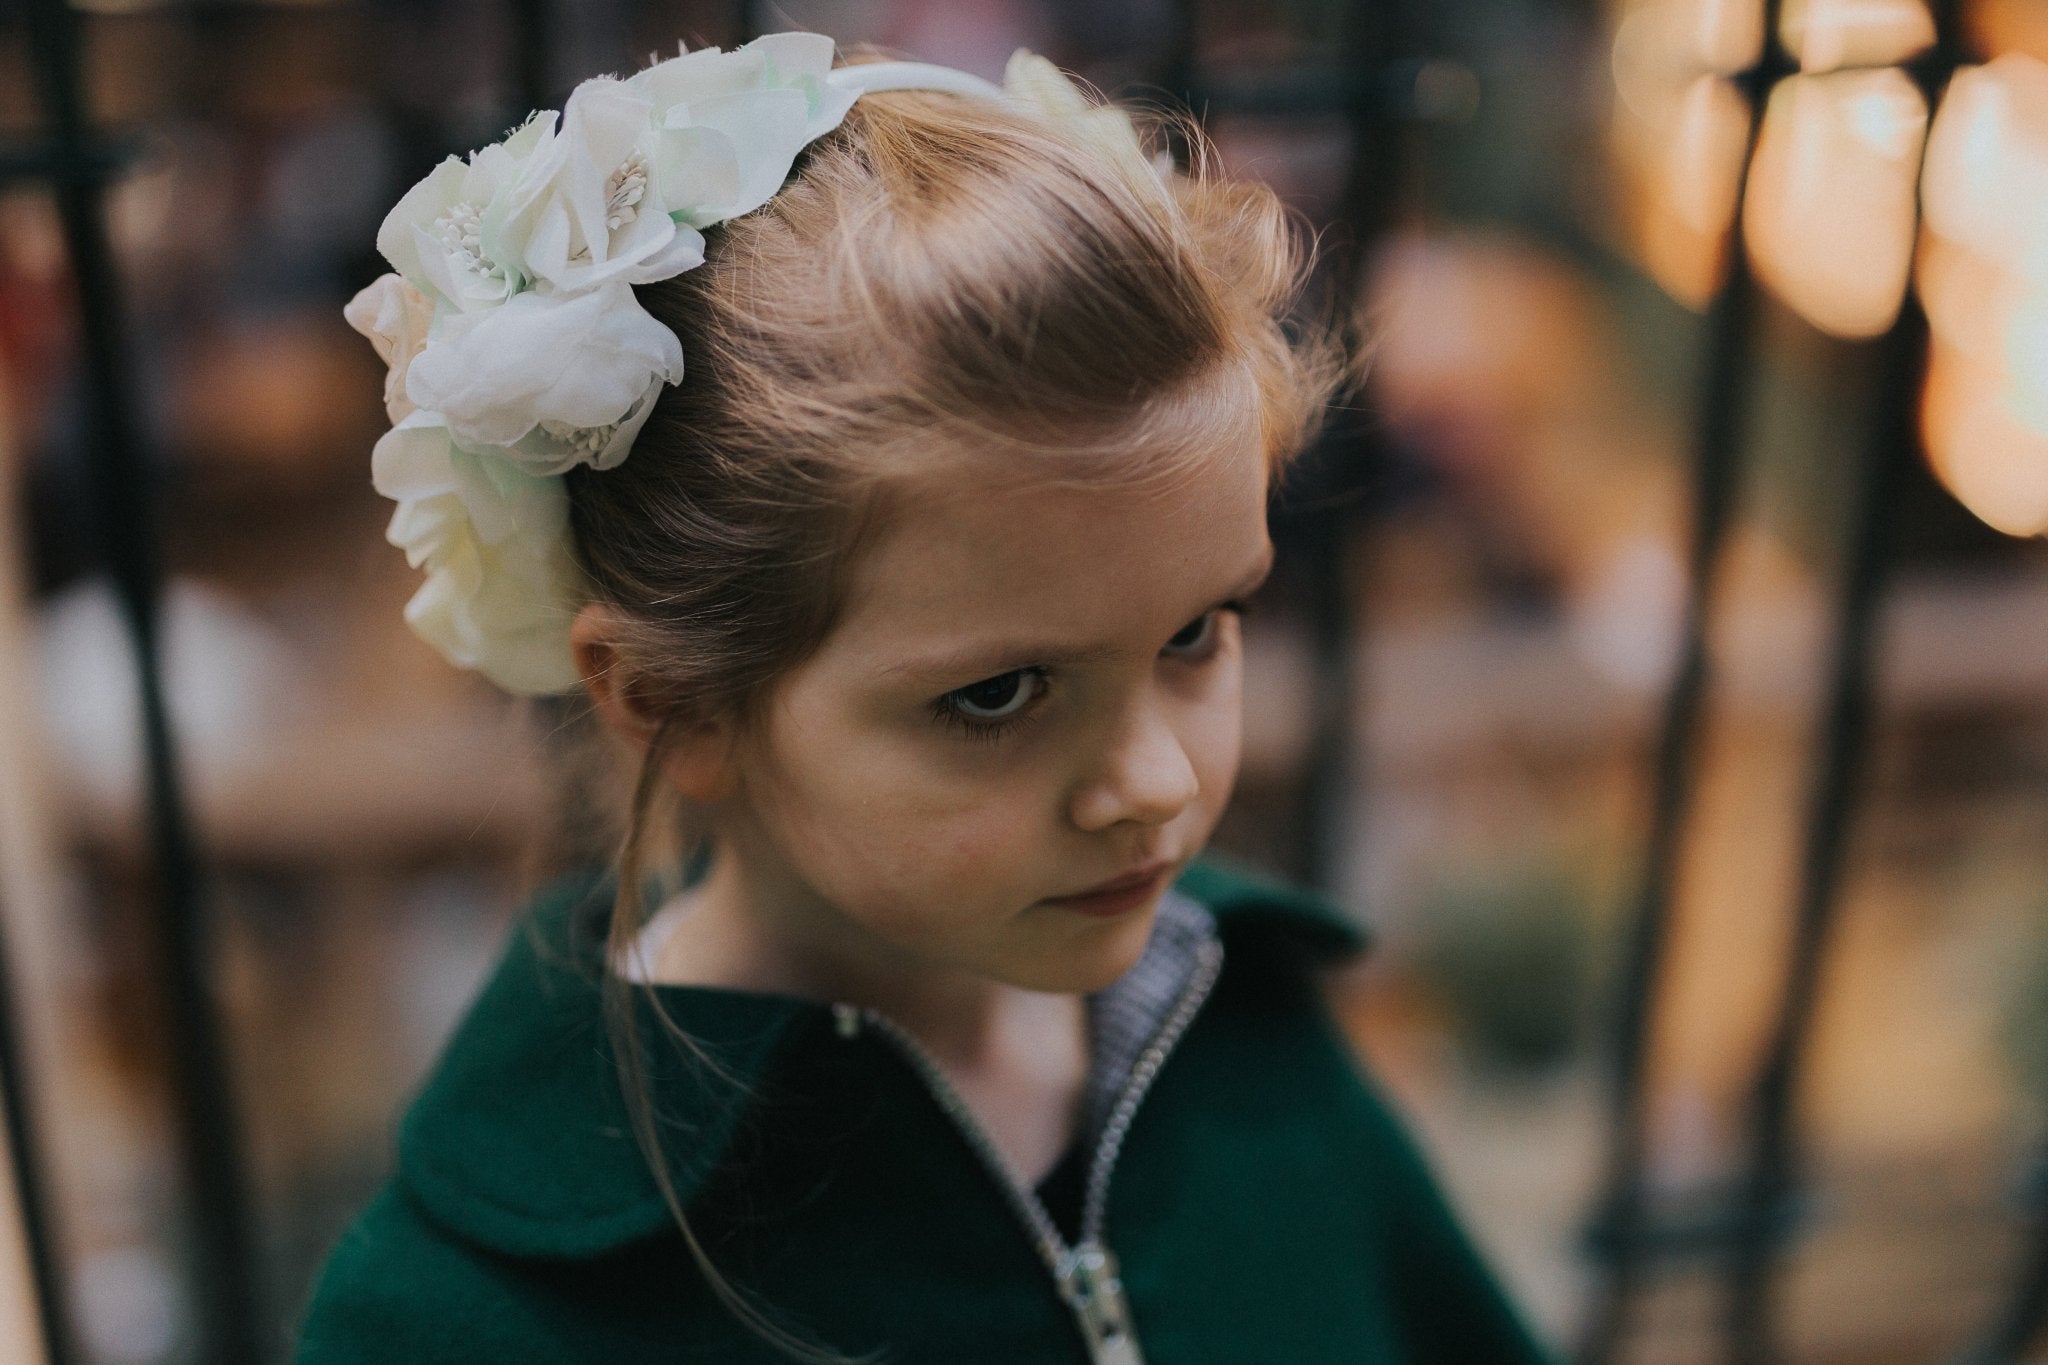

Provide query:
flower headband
left=348, top=36, right=1159, bottom=693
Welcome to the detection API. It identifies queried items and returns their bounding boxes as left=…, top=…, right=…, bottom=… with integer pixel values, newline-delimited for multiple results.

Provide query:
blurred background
left=1, top=0, right=2047, bottom=1361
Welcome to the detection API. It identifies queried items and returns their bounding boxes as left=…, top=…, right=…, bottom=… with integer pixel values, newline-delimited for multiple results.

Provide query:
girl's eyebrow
left=881, top=544, right=1276, bottom=684
left=880, top=639, right=1117, bottom=684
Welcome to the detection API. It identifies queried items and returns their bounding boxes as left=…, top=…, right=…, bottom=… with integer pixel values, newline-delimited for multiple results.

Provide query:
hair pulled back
left=564, top=63, right=1345, bottom=1360
left=570, top=80, right=1335, bottom=726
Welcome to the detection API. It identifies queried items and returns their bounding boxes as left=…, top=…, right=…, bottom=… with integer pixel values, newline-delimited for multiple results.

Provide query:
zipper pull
left=1058, top=1242, right=1146, bottom=1365
left=832, top=1003, right=863, bottom=1039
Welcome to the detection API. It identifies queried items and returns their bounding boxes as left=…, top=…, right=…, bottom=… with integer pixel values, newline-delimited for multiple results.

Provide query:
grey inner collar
left=1077, top=889, right=1221, bottom=1148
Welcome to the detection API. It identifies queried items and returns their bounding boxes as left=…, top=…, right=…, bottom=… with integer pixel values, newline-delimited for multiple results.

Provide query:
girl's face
left=716, top=439, right=1272, bottom=997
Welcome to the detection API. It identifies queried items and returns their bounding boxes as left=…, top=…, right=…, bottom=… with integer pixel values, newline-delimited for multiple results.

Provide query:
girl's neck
left=647, top=852, right=1086, bottom=1074
left=646, top=851, right=1090, bottom=1183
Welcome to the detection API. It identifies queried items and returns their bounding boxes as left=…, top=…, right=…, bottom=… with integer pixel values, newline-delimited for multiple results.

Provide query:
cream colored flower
left=343, top=274, right=435, bottom=424
left=402, top=281, right=685, bottom=473
left=494, top=77, right=709, bottom=295
left=630, top=32, right=860, bottom=226
left=371, top=415, right=583, bottom=694
left=377, top=113, right=553, bottom=313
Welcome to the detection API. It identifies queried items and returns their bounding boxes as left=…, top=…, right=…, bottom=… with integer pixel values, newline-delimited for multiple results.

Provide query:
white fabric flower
left=372, top=415, right=583, bottom=694
left=633, top=32, right=839, bottom=108
left=402, top=281, right=685, bottom=472
left=376, top=113, right=553, bottom=312
left=490, top=32, right=862, bottom=297
left=630, top=32, right=860, bottom=227
left=495, top=77, right=710, bottom=294
left=343, top=274, right=435, bottom=424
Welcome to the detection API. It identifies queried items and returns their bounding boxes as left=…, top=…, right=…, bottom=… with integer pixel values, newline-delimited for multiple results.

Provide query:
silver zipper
left=837, top=934, right=1224, bottom=1365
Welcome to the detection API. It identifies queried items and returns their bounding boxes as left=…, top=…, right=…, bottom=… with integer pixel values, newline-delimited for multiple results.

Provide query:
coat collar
left=395, top=859, right=1365, bottom=1259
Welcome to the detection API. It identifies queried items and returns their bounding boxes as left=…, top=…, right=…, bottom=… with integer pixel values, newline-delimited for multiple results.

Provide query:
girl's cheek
left=1194, top=664, right=1247, bottom=779
left=863, top=811, right=1052, bottom=934
left=1200, top=708, right=1245, bottom=796
left=921, top=801, right=1045, bottom=881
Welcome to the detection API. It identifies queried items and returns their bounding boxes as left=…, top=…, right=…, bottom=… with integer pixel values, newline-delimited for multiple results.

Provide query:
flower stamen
left=539, top=419, right=618, bottom=462
left=432, top=202, right=508, bottom=284
left=605, top=155, right=649, bottom=233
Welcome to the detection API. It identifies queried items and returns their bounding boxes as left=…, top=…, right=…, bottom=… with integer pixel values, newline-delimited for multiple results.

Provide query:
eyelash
left=930, top=670, right=1049, bottom=744
left=929, top=600, right=1250, bottom=743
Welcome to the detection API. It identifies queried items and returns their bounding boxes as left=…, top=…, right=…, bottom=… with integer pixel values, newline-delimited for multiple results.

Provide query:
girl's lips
left=1042, top=863, right=1173, bottom=918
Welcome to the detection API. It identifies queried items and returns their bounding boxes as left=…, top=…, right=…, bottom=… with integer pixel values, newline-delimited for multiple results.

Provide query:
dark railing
left=1578, top=12, right=1785, bottom=1352
left=13, top=1, right=260, bottom=1363
left=1578, top=5, right=2024, bottom=1363
left=0, top=837, right=72, bottom=1362
left=1166, top=0, right=1419, bottom=891
left=1, top=2, right=2045, bottom=1363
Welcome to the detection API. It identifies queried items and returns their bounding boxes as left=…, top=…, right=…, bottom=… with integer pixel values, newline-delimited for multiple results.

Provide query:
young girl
left=299, top=33, right=1552, bottom=1364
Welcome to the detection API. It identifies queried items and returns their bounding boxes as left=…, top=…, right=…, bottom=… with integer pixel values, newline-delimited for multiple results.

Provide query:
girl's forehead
left=834, top=444, right=1271, bottom=668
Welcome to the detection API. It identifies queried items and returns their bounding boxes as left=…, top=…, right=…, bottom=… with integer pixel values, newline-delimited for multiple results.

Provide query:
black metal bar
left=1150, top=0, right=1200, bottom=118
left=731, top=0, right=756, bottom=45
left=1576, top=17, right=1790, bottom=1361
left=0, top=879, right=76, bottom=1365
left=1283, top=0, right=1411, bottom=893
left=1577, top=268, right=1762, bottom=1365
left=1719, top=6, right=1965, bottom=1357
left=1161, top=0, right=1412, bottom=892
left=1720, top=291, right=1922, bottom=1365
left=1325, top=0, right=1407, bottom=341
left=20, top=3, right=262, bottom=1363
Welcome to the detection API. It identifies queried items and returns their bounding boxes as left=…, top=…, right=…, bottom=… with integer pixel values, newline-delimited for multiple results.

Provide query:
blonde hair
left=563, top=61, right=1346, bottom=1359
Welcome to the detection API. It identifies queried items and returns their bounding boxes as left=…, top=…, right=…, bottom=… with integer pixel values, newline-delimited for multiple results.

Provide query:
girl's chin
left=995, top=913, right=1160, bottom=996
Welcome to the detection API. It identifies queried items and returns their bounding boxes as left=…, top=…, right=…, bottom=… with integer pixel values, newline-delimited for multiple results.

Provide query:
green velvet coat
left=294, top=862, right=1554, bottom=1363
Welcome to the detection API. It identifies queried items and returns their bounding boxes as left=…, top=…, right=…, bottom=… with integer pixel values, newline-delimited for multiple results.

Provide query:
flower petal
left=750, top=31, right=837, bottom=84
left=375, top=157, right=465, bottom=294
left=346, top=274, right=438, bottom=423
left=686, top=88, right=813, bottom=220
left=370, top=412, right=465, bottom=503
left=404, top=284, right=685, bottom=457
left=376, top=422, right=583, bottom=693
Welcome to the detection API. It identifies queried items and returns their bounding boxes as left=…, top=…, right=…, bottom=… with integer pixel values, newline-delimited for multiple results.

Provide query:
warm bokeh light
left=1920, top=55, right=2048, bottom=287
left=1916, top=234, right=2019, bottom=364
left=1920, top=343, right=2048, bottom=536
left=1617, top=74, right=1753, bottom=308
left=1612, top=0, right=1763, bottom=128
left=1743, top=68, right=1926, bottom=338
left=1609, top=0, right=1781, bottom=311
left=1778, top=0, right=1933, bottom=74
left=2005, top=292, right=2048, bottom=432
left=1968, top=0, right=2048, bottom=64
left=1919, top=53, right=2048, bottom=537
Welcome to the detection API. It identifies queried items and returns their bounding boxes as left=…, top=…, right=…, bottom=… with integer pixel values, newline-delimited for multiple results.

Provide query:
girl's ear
left=571, top=602, right=737, bottom=802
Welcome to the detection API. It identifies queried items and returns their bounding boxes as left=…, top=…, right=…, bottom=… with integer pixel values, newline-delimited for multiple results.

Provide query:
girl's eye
left=1165, top=609, right=1228, bottom=656
left=1166, top=612, right=1214, bottom=653
left=1163, top=600, right=1250, bottom=660
left=944, top=669, right=1043, bottom=721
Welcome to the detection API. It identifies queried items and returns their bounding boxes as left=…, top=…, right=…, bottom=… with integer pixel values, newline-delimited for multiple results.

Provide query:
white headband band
left=826, top=61, right=1008, bottom=103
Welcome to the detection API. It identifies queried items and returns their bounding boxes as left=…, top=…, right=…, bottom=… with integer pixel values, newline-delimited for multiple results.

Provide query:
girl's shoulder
left=292, top=862, right=1435, bottom=1363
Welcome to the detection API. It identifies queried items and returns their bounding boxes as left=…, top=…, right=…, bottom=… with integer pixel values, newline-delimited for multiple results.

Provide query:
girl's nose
left=1069, top=701, right=1201, bottom=832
